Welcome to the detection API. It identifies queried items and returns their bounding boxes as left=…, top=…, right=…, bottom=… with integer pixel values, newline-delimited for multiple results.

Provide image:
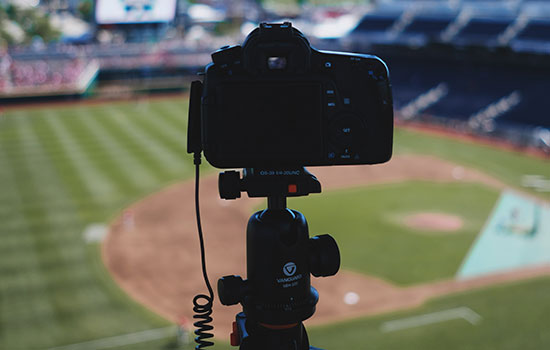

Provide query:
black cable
left=192, top=153, right=215, bottom=349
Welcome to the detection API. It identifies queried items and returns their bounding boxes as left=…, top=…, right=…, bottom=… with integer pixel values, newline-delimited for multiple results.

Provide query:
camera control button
left=288, top=184, right=298, bottom=194
left=324, top=61, right=333, bottom=69
left=330, top=116, right=362, bottom=146
left=324, top=82, right=337, bottom=97
left=212, top=45, right=242, bottom=67
left=340, top=148, right=353, bottom=160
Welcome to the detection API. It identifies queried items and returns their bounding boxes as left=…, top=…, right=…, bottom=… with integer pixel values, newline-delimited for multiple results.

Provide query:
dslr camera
left=189, top=22, right=393, bottom=169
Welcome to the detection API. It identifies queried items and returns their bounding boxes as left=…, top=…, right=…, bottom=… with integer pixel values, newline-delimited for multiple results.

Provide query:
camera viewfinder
left=268, top=56, right=287, bottom=70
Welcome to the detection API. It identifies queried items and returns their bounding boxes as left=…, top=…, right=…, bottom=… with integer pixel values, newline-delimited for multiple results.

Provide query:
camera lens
left=267, top=56, right=287, bottom=70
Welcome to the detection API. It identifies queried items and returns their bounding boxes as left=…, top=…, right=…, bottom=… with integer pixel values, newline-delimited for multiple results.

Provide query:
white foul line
left=46, top=326, right=177, bottom=350
left=380, top=307, right=482, bottom=333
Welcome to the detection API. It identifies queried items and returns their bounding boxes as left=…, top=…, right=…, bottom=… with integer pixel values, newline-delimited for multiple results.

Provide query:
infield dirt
left=102, top=154, right=550, bottom=338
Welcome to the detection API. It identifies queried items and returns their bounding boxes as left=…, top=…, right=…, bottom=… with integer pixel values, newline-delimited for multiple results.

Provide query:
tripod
left=217, top=168, right=340, bottom=350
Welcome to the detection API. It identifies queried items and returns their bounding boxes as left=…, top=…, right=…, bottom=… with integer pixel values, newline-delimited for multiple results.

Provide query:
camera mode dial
left=212, top=45, right=242, bottom=68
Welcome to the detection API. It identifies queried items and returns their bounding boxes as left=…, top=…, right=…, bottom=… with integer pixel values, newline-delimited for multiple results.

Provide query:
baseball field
left=0, top=96, right=549, bottom=350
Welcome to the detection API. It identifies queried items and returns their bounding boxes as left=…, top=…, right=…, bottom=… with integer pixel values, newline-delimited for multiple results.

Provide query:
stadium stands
left=0, top=54, right=99, bottom=98
left=0, top=42, right=212, bottom=99
left=405, top=17, right=454, bottom=36
left=388, top=54, right=550, bottom=128
left=517, top=20, right=550, bottom=40
left=347, top=0, right=550, bottom=51
left=338, top=0, right=550, bottom=150
left=1, top=0, right=548, bottom=152
left=454, top=17, right=515, bottom=46
left=511, top=19, right=550, bottom=53
left=355, top=15, right=397, bottom=33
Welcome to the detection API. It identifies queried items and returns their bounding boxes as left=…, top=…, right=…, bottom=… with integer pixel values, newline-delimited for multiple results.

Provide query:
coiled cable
left=193, top=294, right=214, bottom=348
left=192, top=153, right=215, bottom=349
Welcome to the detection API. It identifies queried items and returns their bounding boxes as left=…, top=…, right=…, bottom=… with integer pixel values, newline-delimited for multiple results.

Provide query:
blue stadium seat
left=388, top=57, right=550, bottom=128
left=516, top=20, right=550, bottom=41
left=404, top=17, right=453, bottom=35
left=455, top=18, right=513, bottom=43
left=353, top=15, right=398, bottom=33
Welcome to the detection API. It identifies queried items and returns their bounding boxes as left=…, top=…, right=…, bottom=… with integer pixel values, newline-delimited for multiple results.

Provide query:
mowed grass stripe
left=0, top=113, right=47, bottom=161
left=0, top=113, right=91, bottom=326
left=3, top=113, right=84, bottom=239
left=107, top=106, right=184, bottom=173
left=0, top=113, right=48, bottom=219
left=130, top=107, right=189, bottom=164
left=46, top=108, right=144, bottom=196
left=8, top=114, right=77, bottom=205
left=25, top=111, right=114, bottom=223
left=150, top=99, right=188, bottom=130
left=0, top=111, right=84, bottom=233
left=71, top=109, right=161, bottom=190
left=132, top=103, right=186, bottom=149
left=0, top=115, right=81, bottom=234
left=91, top=107, right=181, bottom=179
left=0, top=111, right=42, bottom=204
left=1, top=105, right=172, bottom=349
left=0, top=99, right=190, bottom=349
left=0, top=148, right=13, bottom=203
left=0, top=134, right=36, bottom=249
left=40, top=110, right=120, bottom=204
left=0, top=143, right=60, bottom=348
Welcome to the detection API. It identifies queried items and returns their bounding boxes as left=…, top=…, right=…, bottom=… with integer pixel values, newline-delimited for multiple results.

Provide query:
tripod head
left=217, top=168, right=340, bottom=349
left=219, top=167, right=321, bottom=205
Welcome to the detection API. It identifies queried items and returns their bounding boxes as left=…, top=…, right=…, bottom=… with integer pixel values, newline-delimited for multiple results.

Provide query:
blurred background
left=0, top=0, right=549, bottom=350
left=1, top=0, right=549, bottom=149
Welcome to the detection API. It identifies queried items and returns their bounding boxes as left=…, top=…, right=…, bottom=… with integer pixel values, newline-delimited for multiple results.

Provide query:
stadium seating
left=517, top=20, right=550, bottom=40
left=0, top=52, right=99, bottom=97
left=388, top=56, right=550, bottom=129
left=454, top=17, right=515, bottom=45
left=354, top=15, right=397, bottom=33
left=404, top=17, right=453, bottom=36
left=349, top=0, right=550, bottom=50
left=343, top=0, right=550, bottom=135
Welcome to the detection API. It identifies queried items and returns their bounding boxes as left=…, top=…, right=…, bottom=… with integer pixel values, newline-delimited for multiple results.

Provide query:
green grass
left=289, top=182, right=498, bottom=285
left=0, top=98, right=192, bottom=349
left=0, top=96, right=549, bottom=349
left=394, top=128, right=550, bottom=199
left=309, top=276, right=550, bottom=350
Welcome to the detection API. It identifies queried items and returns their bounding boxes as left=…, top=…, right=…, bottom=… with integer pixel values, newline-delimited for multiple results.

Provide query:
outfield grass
left=394, top=128, right=550, bottom=200
left=289, top=182, right=498, bottom=285
left=0, top=98, right=193, bottom=349
left=1, top=97, right=549, bottom=349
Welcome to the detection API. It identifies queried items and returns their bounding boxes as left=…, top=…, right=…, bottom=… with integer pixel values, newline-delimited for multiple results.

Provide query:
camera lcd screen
left=215, top=82, right=323, bottom=164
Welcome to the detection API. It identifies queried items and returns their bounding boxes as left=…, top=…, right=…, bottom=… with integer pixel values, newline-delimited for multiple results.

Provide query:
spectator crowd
left=0, top=54, right=87, bottom=93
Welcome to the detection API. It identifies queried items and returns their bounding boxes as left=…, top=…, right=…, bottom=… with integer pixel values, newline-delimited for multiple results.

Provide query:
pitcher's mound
left=404, top=213, right=463, bottom=232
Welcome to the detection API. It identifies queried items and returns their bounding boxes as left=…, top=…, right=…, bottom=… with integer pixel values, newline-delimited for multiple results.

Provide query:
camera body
left=196, top=22, right=393, bottom=169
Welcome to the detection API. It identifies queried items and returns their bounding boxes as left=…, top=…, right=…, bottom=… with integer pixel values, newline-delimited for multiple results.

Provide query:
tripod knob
left=309, top=234, right=340, bottom=277
left=219, top=171, right=242, bottom=200
left=218, top=275, right=246, bottom=306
